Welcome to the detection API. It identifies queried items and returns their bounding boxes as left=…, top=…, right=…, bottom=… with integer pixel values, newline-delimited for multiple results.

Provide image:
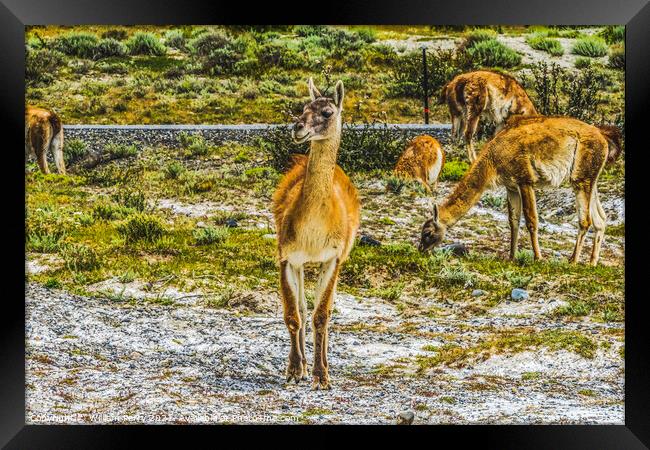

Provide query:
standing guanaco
left=418, top=116, right=621, bottom=266
left=439, top=70, right=537, bottom=162
left=394, top=135, right=446, bottom=193
left=272, top=79, right=360, bottom=390
left=25, top=106, right=65, bottom=174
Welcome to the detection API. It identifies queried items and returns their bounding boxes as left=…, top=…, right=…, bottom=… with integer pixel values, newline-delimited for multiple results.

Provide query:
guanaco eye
left=322, top=109, right=333, bottom=118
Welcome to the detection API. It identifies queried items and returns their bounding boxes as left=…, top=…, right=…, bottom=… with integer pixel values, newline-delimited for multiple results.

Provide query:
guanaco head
left=292, top=78, right=344, bottom=144
left=418, top=204, right=446, bottom=253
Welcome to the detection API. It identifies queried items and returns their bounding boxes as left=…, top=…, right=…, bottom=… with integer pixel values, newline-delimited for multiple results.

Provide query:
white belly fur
left=286, top=247, right=338, bottom=267
left=427, top=148, right=443, bottom=185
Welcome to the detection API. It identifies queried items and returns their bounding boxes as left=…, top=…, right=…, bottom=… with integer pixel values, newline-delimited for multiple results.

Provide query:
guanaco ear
left=333, top=80, right=345, bottom=109
left=308, top=77, right=321, bottom=101
left=432, top=204, right=439, bottom=222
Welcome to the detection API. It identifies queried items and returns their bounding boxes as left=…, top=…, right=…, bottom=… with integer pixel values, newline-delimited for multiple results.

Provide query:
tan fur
left=419, top=116, right=620, bottom=266
left=272, top=79, right=360, bottom=389
left=442, top=70, right=537, bottom=162
left=25, top=106, right=65, bottom=174
left=394, top=135, right=446, bottom=193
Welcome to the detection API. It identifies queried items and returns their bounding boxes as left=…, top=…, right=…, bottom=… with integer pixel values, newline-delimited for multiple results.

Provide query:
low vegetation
left=25, top=25, right=623, bottom=125
left=526, top=34, right=564, bottom=56
left=572, top=36, right=608, bottom=58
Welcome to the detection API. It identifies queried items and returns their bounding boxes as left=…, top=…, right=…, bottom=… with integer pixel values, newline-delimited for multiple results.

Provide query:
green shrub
left=27, top=233, right=62, bottom=253
left=387, top=49, right=474, bottom=99
left=63, top=138, right=88, bottom=165
left=526, top=61, right=610, bottom=121
left=572, top=36, right=608, bottom=57
left=481, top=193, right=504, bottom=209
left=504, top=270, right=533, bottom=288
left=82, top=164, right=143, bottom=187
left=126, top=32, right=166, bottom=56
left=355, top=27, right=376, bottom=43
left=92, top=201, right=133, bottom=220
left=44, top=278, right=62, bottom=289
left=101, top=29, right=128, bottom=41
left=437, top=264, right=476, bottom=287
left=262, top=123, right=412, bottom=173
left=164, top=29, right=187, bottom=51
left=599, top=25, right=625, bottom=44
left=97, top=61, right=128, bottom=74
left=105, top=143, right=138, bottom=159
left=467, top=39, right=521, bottom=68
left=574, top=57, right=592, bottom=69
left=539, top=27, right=583, bottom=39
left=385, top=175, right=407, bottom=194
left=526, top=34, right=564, bottom=56
left=514, top=250, right=534, bottom=266
left=609, top=43, right=625, bottom=70
left=52, top=32, right=100, bottom=58
left=440, top=159, right=469, bottom=181
left=256, top=41, right=307, bottom=70
left=188, top=31, right=253, bottom=75
left=178, top=132, right=211, bottom=157
left=193, top=226, right=230, bottom=245
left=117, top=214, right=166, bottom=244
left=62, top=244, right=100, bottom=272
left=111, top=188, right=146, bottom=212
left=26, top=48, right=65, bottom=85
left=128, top=73, right=152, bottom=98
left=459, top=29, right=498, bottom=51
left=26, top=207, right=73, bottom=253
left=95, top=38, right=127, bottom=59
left=164, top=161, right=186, bottom=179
left=188, top=31, right=232, bottom=56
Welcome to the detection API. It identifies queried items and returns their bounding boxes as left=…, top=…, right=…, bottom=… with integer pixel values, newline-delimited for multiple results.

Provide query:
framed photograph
left=3, top=0, right=649, bottom=446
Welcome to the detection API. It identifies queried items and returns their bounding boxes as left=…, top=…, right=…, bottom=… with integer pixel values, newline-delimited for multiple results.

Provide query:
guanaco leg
left=311, top=258, right=340, bottom=390
left=519, top=184, right=542, bottom=260
left=280, top=260, right=307, bottom=383
left=507, top=187, right=523, bottom=260
left=570, top=183, right=594, bottom=264
left=589, top=186, right=606, bottom=266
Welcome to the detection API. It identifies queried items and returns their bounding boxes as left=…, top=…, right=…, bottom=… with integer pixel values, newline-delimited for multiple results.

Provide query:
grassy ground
left=26, top=25, right=624, bottom=125
left=25, top=139, right=625, bottom=423
left=26, top=140, right=625, bottom=322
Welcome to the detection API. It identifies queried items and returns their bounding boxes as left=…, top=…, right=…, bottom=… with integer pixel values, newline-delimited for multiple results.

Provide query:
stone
left=511, top=288, right=529, bottom=302
left=397, top=410, right=415, bottom=425
left=438, top=243, right=468, bottom=257
left=359, top=233, right=381, bottom=247
left=471, top=289, right=486, bottom=297
left=224, top=218, right=238, bottom=228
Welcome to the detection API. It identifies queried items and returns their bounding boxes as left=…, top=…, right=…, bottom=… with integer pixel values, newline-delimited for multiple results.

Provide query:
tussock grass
left=416, top=329, right=597, bottom=372
left=572, top=37, right=608, bottom=57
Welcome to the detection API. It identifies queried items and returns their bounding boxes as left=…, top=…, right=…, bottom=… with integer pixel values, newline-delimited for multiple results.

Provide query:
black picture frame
left=3, top=0, right=649, bottom=447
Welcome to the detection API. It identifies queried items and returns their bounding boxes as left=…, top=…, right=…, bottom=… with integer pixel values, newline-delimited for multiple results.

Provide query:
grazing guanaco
left=272, top=78, right=360, bottom=390
left=418, top=116, right=622, bottom=266
left=439, top=70, right=537, bottom=162
left=25, top=106, right=65, bottom=174
left=394, top=135, right=446, bottom=193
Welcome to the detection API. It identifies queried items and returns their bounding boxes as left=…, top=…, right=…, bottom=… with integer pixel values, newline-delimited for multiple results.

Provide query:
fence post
left=422, top=46, right=429, bottom=124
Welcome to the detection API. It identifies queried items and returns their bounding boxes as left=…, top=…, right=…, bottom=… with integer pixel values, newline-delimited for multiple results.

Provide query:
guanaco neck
left=439, top=155, right=498, bottom=228
left=301, top=117, right=342, bottom=210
